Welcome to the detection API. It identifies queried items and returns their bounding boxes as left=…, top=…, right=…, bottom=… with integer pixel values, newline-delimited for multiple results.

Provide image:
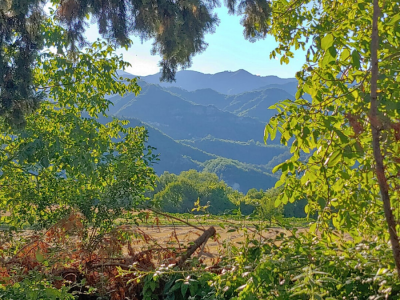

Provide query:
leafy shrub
left=0, top=272, right=74, bottom=300
left=143, top=227, right=400, bottom=300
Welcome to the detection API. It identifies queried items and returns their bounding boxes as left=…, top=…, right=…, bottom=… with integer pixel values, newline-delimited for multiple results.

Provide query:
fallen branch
left=197, top=235, right=210, bottom=258
left=176, top=226, right=216, bottom=268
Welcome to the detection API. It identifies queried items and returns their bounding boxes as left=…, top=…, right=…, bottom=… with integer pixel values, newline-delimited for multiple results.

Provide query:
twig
left=146, top=208, right=206, bottom=232
left=90, top=263, right=132, bottom=269
left=7, top=239, right=49, bottom=264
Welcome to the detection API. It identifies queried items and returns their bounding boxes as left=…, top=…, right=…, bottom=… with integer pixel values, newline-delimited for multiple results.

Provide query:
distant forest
left=147, top=170, right=307, bottom=219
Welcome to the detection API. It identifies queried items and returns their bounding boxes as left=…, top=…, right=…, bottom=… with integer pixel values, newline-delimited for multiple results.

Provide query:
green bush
left=0, top=272, right=74, bottom=300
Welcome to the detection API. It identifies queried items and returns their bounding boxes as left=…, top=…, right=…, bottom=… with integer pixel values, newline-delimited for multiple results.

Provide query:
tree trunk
left=369, top=0, right=400, bottom=278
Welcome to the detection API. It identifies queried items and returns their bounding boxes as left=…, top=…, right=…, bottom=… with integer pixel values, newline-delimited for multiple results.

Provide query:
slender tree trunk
left=370, top=0, right=400, bottom=278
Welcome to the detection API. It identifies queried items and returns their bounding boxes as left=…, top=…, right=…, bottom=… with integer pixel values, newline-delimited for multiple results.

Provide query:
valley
left=110, top=69, right=300, bottom=193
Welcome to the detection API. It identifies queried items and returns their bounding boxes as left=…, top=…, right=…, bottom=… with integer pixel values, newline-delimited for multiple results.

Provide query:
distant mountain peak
left=234, top=69, right=251, bottom=74
left=179, top=70, right=205, bottom=75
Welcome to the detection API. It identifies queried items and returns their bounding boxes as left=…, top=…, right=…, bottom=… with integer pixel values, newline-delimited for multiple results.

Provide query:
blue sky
left=84, top=7, right=306, bottom=78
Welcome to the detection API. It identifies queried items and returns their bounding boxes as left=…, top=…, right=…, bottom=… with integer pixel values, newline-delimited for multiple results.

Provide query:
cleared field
left=126, top=225, right=307, bottom=261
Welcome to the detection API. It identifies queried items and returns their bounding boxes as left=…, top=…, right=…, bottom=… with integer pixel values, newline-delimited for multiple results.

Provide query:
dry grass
left=0, top=216, right=310, bottom=299
left=126, top=225, right=308, bottom=261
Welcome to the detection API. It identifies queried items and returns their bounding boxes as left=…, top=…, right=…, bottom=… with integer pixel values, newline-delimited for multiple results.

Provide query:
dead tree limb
left=177, top=226, right=216, bottom=268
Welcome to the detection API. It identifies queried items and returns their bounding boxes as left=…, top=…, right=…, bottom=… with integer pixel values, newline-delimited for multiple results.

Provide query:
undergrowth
left=1, top=211, right=399, bottom=299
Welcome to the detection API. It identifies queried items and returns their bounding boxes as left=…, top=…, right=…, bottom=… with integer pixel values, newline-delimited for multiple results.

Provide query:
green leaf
left=351, top=50, right=360, bottom=69
left=272, top=161, right=286, bottom=174
left=189, top=282, right=198, bottom=296
left=322, top=49, right=335, bottom=67
left=387, top=14, right=400, bottom=26
left=340, top=48, right=350, bottom=61
left=168, top=281, right=182, bottom=293
left=295, top=87, right=304, bottom=99
left=35, top=251, right=44, bottom=263
left=328, top=46, right=337, bottom=58
left=321, top=34, right=334, bottom=50
left=327, top=151, right=341, bottom=167
left=264, top=125, right=269, bottom=143
left=149, top=280, right=156, bottom=292
left=181, top=282, right=189, bottom=297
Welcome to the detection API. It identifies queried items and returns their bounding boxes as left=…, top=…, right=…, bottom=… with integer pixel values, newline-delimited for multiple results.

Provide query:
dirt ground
left=1, top=221, right=309, bottom=266
left=127, top=225, right=307, bottom=261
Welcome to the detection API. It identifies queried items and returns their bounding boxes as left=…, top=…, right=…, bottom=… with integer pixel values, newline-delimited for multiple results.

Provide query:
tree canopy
left=0, top=0, right=271, bottom=127
left=264, top=0, right=400, bottom=276
left=0, top=17, right=156, bottom=240
left=152, top=170, right=236, bottom=214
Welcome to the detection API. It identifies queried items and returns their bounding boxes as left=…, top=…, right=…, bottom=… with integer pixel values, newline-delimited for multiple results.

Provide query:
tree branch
left=369, top=0, right=400, bottom=279
left=176, top=226, right=216, bottom=268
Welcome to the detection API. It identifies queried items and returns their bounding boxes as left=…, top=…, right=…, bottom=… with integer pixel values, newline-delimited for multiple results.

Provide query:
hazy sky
left=84, top=7, right=307, bottom=78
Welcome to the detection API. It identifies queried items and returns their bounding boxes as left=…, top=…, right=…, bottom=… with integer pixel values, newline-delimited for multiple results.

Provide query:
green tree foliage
left=151, top=173, right=306, bottom=219
left=0, top=273, right=74, bottom=300
left=0, top=16, right=156, bottom=238
left=263, top=0, right=400, bottom=274
left=152, top=170, right=236, bottom=214
left=202, top=157, right=277, bottom=192
left=184, top=231, right=400, bottom=299
left=244, top=188, right=282, bottom=224
left=241, top=187, right=306, bottom=220
left=0, top=0, right=271, bottom=126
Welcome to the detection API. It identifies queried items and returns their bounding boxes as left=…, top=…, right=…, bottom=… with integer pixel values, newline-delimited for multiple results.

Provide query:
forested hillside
left=179, top=136, right=288, bottom=165
left=107, top=83, right=267, bottom=142
left=96, top=115, right=279, bottom=193
left=104, top=70, right=300, bottom=192
left=164, top=84, right=298, bottom=122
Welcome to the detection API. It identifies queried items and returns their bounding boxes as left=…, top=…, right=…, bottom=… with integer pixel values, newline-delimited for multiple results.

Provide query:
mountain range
left=108, top=69, right=301, bottom=192
left=138, top=69, right=297, bottom=95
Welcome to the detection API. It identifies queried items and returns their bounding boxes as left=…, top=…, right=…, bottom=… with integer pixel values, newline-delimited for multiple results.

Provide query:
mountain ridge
left=108, top=83, right=270, bottom=142
left=136, top=69, right=297, bottom=95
